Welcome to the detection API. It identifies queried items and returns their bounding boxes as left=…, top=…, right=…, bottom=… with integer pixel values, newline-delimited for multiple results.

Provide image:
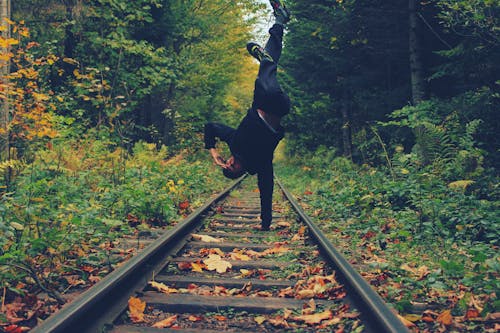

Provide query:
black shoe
left=269, top=0, right=291, bottom=24
left=246, top=42, right=273, bottom=63
left=260, top=225, right=271, bottom=231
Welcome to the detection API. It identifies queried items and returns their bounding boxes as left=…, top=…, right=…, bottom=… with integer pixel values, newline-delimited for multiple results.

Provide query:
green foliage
left=277, top=152, right=499, bottom=322
left=0, top=139, right=227, bottom=293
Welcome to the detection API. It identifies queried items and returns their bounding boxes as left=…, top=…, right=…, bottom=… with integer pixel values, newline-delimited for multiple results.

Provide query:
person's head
left=222, top=156, right=246, bottom=179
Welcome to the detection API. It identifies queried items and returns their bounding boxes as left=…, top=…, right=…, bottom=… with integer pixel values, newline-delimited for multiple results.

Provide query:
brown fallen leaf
left=128, top=297, right=146, bottom=323
left=203, top=254, right=232, bottom=273
left=152, top=315, right=177, bottom=328
left=296, top=289, right=316, bottom=299
left=437, top=310, right=453, bottom=326
left=188, top=315, right=203, bottom=322
left=294, top=310, right=333, bottom=325
left=302, top=299, right=316, bottom=315
left=191, top=233, right=223, bottom=243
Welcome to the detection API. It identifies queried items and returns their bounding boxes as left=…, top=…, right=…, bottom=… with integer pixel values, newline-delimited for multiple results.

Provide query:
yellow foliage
left=448, top=180, right=475, bottom=191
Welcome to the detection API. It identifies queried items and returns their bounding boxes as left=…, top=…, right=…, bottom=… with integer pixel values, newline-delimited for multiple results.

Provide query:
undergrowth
left=276, top=152, right=499, bottom=331
left=0, top=139, right=227, bottom=311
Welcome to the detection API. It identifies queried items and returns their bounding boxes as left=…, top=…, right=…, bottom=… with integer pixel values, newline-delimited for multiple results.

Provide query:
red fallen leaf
left=179, top=200, right=190, bottom=210
left=465, top=308, right=480, bottom=319
left=4, top=325, right=24, bottom=333
left=213, top=315, right=227, bottom=321
left=177, top=262, right=192, bottom=270
left=362, top=231, right=377, bottom=239
left=216, top=206, right=224, bottom=213
left=304, top=190, right=313, bottom=195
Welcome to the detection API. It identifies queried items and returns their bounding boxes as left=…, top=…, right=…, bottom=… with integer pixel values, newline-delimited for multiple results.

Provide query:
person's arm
left=258, top=161, right=274, bottom=228
left=204, top=123, right=236, bottom=167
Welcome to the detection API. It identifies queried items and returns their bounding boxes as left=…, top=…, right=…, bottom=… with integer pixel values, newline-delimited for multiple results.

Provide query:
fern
left=0, top=159, right=26, bottom=174
left=412, top=122, right=455, bottom=165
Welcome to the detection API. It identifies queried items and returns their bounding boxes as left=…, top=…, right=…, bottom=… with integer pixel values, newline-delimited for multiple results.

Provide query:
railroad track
left=32, top=177, right=409, bottom=333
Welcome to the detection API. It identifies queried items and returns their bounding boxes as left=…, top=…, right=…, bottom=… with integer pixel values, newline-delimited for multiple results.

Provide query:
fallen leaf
left=437, top=310, right=453, bottom=326
left=128, top=297, right=146, bottom=323
left=191, top=234, right=223, bottom=243
left=277, top=221, right=291, bottom=228
left=255, top=316, right=266, bottom=324
left=268, top=315, right=290, bottom=328
left=191, top=262, right=204, bottom=272
left=177, top=262, right=192, bottom=270
left=208, top=248, right=225, bottom=256
left=296, top=289, right=316, bottom=299
left=188, top=315, right=203, bottom=322
left=213, top=315, right=227, bottom=321
left=239, top=269, right=253, bottom=278
left=152, top=315, right=177, bottom=328
left=397, top=314, right=417, bottom=328
left=403, top=314, right=421, bottom=322
left=148, top=281, right=178, bottom=294
left=179, top=200, right=190, bottom=210
left=465, top=308, right=480, bottom=319
left=231, top=252, right=251, bottom=261
left=302, top=299, right=316, bottom=315
left=204, top=254, right=232, bottom=273
left=294, top=310, right=333, bottom=325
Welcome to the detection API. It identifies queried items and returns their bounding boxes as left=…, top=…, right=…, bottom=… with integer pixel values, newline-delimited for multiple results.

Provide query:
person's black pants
left=252, top=24, right=290, bottom=117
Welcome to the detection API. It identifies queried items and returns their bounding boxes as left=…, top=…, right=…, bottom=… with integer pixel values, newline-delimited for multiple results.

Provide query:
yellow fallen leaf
left=437, top=310, right=453, bottom=326
left=152, top=315, right=177, bottom=328
left=240, top=269, right=252, bottom=278
left=209, top=248, right=225, bottom=256
left=231, top=252, right=251, bottom=261
left=397, top=314, right=417, bottom=327
left=148, top=281, right=178, bottom=294
left=128, top=297, right=146, bottom=323
left=192, top=233, right=223, bottom=243
left=255, top=316, right=266, bottom=324
left=294, top=310, right=333, bottom=325
left=404, top=314, right=421, bottom=322
left=191, top=262, right=204, bottom=272
left=277, top=221, right=291, bottom=227
left=204, top=254, right=232, bottom=273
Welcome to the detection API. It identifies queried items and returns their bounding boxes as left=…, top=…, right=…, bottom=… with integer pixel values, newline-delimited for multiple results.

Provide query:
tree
left=409, top=0, right=427, bottom=104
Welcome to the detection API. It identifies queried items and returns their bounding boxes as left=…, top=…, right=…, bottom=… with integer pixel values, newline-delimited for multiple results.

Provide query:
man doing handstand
left=204, top=0, right=291, bottom=231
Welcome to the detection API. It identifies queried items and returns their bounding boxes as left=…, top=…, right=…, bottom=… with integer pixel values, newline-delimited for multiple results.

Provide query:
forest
left=0, top=0, right=498, bottom=332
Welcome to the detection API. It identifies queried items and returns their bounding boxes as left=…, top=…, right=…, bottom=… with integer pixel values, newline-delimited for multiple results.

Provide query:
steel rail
left=277, top=179, right=410, bottom=333
left=31, top=176, right=246, bottom=333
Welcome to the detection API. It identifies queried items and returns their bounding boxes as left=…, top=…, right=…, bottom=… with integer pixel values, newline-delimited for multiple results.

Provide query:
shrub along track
left=31, top=177, right=409, bottom=333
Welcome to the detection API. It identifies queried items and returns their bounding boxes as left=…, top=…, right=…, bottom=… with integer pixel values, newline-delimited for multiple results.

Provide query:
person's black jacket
left=204, top=108, right=284, bottom=226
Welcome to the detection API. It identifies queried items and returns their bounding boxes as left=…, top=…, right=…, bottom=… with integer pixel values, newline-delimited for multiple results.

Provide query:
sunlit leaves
left=128, top=297, right=146, bottom=323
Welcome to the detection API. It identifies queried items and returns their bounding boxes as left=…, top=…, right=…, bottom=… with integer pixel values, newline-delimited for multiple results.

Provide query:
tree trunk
left=409, top=0, right=427, bottom=104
